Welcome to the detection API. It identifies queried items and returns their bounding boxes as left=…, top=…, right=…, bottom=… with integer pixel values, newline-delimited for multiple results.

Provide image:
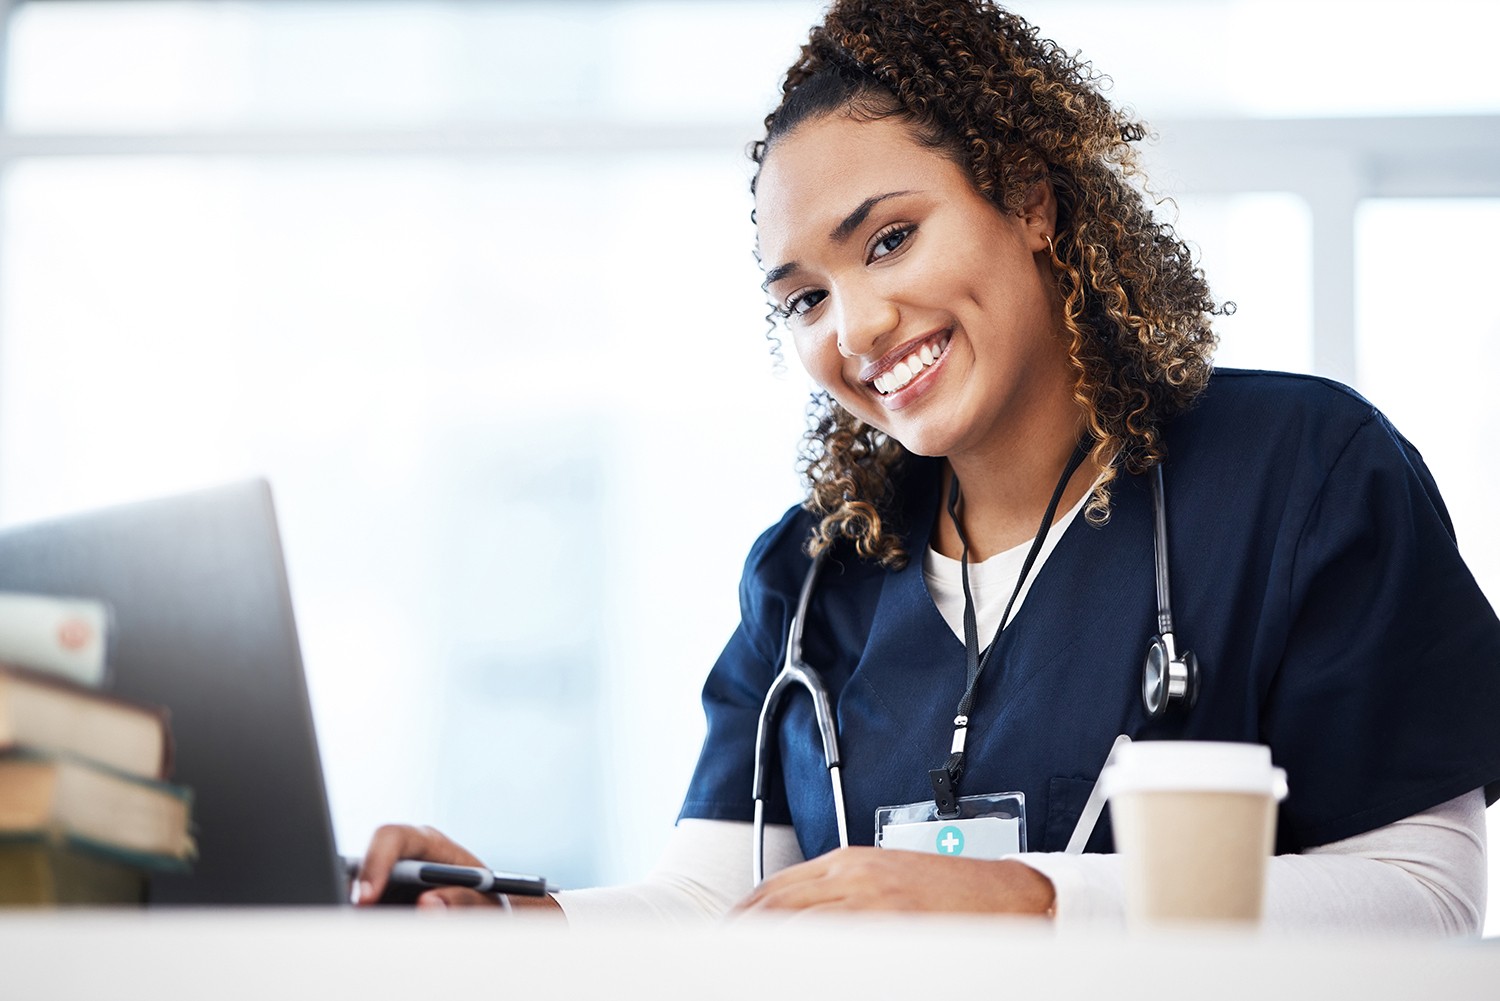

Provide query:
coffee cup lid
left=1100, top=740, right=1288, bottom=799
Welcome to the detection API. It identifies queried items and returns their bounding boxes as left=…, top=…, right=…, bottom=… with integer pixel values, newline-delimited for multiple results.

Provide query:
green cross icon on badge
left=937, top=824, right=965, bottom=856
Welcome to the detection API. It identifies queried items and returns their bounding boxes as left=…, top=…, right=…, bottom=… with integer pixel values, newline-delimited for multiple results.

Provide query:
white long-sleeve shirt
left=554, top=791, right=1487, bottom=932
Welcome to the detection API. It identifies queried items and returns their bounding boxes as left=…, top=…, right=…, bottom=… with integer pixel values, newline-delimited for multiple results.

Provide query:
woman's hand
left=731, top=847, right=1055, bottom=916
left=353, top=823, right=562, bottom=915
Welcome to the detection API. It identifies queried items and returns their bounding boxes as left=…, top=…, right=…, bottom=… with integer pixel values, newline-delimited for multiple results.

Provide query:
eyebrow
left=763, top=190, right=915, bottom=289
left=830, top=191, right=910, bottom=243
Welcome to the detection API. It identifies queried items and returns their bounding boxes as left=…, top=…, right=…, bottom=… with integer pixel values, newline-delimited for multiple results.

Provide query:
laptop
left=0, top=479, right=348, bottom=905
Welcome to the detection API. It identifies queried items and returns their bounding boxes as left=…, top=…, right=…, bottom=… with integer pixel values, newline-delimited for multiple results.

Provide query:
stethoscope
left=751, top=545, right=844, bottom=885
left=750, top=462, right=1199, bottom=884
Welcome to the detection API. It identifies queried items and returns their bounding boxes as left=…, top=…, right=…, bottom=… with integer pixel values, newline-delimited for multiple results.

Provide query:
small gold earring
left=1043, top=234, right=1056, bottom=256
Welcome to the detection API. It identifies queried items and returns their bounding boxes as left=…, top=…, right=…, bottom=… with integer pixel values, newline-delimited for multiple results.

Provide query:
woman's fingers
left=733, top=848, right=1056, bottom=915
left=352, top=824, right=565, bottom=916
left=737, top=847, right=922, bottom=912
left=733, top=851, right=843, bottom=913
left=354, top=824, right=485, bottom=906
left=416, top=887, right=502, bottom=909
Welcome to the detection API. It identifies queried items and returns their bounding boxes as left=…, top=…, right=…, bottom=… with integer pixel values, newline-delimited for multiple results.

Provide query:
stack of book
left=0, top=592, right=195, bottom=906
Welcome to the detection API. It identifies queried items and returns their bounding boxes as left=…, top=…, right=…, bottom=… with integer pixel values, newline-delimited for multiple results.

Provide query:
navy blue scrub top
left=679, top=370, right=1500, bottom=860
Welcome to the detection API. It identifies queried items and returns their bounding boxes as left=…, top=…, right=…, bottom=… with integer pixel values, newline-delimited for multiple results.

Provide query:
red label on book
left=56, top=618, right=94, bottom=652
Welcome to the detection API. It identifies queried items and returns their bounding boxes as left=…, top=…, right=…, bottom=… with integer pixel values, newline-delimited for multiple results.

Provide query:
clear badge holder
left=875, top=792, right=1026, bottom=860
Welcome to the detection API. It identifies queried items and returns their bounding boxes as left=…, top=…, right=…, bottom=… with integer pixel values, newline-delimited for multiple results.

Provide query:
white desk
left=2, top=909, right=1496, bottom=1000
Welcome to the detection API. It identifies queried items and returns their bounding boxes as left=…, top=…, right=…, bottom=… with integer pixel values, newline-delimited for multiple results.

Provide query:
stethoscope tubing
left=752, top=548, right=849, bottom=885
left=1151, top=463, right=1176, bottom=638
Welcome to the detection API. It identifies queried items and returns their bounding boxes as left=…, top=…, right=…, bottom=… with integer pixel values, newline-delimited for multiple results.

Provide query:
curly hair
left=752, top=0, right=1222, bottom=570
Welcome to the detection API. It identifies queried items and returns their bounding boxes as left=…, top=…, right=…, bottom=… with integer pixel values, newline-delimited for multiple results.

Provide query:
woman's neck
left=930, top=418, right=1099, bottom=563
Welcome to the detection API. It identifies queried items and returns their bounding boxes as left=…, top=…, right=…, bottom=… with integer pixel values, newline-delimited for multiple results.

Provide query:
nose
left=833, top=283, right=900, bottom=359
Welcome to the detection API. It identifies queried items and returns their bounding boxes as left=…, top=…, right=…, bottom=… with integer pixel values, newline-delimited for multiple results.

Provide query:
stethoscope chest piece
left=1142, top=631, right=1200, bottom=718
left=1140, top=463, right=1202, bottom=719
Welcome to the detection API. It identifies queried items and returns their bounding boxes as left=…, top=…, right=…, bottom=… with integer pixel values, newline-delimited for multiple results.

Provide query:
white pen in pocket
left=1065, top=733, right=1132, bottom=854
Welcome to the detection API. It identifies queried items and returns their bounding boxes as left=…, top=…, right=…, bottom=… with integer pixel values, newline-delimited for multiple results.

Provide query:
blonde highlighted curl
left=753, top=0, right=1223, bottom=570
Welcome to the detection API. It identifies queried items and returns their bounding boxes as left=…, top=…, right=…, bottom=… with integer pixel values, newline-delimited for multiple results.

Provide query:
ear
left=1016, top=179, right=1058, bottom=252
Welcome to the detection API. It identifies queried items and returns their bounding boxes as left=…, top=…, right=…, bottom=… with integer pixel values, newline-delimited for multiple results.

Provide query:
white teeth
left=872, top=336, right=951, bottom=395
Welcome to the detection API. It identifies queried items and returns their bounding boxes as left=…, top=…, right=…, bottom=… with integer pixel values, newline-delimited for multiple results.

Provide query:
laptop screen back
left=0, top=479, right=347, bottom=905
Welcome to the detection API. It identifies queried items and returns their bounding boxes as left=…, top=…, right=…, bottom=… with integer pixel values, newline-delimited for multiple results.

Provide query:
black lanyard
left=928, top=438, right=1091, bottom=817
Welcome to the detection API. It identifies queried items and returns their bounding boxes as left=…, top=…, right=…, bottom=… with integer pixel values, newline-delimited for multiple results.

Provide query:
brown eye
left=870, top=225, right=913, bottom=261
left=785, top=288, right=828, bottom=318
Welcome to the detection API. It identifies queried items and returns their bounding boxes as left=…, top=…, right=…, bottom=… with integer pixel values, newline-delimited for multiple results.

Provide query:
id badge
left=874, top=792, right=1026, bottom=859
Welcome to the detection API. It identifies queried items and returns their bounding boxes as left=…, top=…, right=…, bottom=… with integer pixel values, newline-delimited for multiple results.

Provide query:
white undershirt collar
left=922, top=486, right=1092, bottom=643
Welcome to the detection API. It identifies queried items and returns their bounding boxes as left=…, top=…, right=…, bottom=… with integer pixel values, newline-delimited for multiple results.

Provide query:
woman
left=357, top=0, right=1500, bottom=929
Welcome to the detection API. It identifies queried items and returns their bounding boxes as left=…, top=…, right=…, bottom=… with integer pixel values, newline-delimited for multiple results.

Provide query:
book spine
left=0, top=592, right=111, bottom=687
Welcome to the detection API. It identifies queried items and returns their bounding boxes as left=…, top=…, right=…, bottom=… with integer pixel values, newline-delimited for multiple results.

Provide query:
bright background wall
left=1, top=0, right=1497, bottom=928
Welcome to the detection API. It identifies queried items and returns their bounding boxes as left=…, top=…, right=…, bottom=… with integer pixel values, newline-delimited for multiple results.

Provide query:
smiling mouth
left=869, top=333, right=951, bottom=395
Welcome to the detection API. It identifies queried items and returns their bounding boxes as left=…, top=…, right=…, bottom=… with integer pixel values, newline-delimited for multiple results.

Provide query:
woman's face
left=755, top=112, right=1070, bottom=460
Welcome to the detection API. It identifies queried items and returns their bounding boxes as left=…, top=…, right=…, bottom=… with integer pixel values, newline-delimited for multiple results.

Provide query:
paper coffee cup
left=1101, top=741, right=1288, bottom=928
